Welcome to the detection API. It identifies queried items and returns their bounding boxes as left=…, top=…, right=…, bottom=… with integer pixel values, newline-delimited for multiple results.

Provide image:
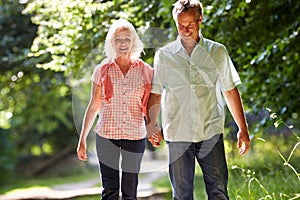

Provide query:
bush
left=0, top=130, right=18, bottom=186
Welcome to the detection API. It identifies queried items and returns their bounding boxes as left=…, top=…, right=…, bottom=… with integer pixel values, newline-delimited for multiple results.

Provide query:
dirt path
left=0, top=150, right=170, bottom=200
left=0, top=166, right=167, bottom=200
left=0, top=170, right=168, bottom=200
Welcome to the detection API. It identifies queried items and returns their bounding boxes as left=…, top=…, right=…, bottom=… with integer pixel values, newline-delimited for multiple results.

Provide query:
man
left=146, top=0, right=250, bottom=199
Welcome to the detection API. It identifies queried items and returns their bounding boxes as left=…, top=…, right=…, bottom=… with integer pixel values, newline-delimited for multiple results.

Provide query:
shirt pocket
left=127, top=78, right=145, bottom=106
left=166, top=67, right=189, bottom=89
left=191, top=65, right=218, bottom=88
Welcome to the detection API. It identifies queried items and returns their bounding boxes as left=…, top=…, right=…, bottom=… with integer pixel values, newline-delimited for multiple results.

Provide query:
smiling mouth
left=181, top=34, right=198, bottom=43
left=119, top=47, right=128, bottom=51
left=182, top=33, right=192, bottom=39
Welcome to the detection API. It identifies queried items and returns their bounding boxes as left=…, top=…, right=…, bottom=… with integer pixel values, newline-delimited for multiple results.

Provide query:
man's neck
left=180, top=35, right=200, bottom=56
left=181, top=40, right=197, bottom=56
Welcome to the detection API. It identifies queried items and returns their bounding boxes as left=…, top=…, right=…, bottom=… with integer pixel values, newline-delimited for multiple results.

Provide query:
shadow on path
left=0, top=159, right=170, bottom=200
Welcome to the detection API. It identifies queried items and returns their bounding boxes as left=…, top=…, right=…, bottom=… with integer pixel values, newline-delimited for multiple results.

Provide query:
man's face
left=177, top=10, right=202, bottom=44
left=112, top=27, right=134, bottom=57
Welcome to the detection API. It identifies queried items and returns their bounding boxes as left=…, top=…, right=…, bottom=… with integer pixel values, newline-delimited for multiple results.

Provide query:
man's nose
left=183, top=27, right=190, bottom=33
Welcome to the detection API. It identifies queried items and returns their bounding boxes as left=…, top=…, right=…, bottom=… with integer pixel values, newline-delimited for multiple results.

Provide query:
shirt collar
left=175, top=31, right=204, bottom=53
left=111, top=58, right=140, bottom=70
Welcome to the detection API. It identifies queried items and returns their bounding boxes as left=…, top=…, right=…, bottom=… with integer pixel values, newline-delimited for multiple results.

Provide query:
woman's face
left=112, top=27, right=134, bottom=57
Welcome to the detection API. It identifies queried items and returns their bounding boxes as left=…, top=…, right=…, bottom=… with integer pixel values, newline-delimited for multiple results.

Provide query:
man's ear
left=199, top=15, right=203, bottom=24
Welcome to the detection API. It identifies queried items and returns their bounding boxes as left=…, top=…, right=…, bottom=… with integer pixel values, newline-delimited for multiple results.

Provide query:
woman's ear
left=130, top=38, right=135, bottom=49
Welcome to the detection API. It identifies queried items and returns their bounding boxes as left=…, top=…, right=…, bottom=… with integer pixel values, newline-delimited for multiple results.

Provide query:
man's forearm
left=223, top=88, right=248, bottom=131
left=146, top=93, right=161, bottom=125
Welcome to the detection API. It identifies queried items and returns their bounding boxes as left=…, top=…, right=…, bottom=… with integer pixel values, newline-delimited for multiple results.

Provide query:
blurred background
left=0, top=0, right=299, bottom=199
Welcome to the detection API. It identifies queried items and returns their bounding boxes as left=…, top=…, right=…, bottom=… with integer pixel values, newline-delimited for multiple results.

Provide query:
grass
left=0, top=165, right=99, bottom=195
left=228, top=164, right=299, bottom=200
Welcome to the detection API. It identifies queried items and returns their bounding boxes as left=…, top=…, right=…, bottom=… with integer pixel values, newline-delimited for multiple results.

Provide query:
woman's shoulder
left=136, top=58, right=153, bottom=71
left=93, top=58, right=113, bottom=72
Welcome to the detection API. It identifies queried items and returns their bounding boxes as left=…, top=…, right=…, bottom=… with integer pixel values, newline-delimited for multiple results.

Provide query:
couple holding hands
left=77, top=0, right=250, bottom=199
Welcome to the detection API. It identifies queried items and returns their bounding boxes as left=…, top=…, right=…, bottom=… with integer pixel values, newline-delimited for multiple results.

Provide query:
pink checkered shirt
left=92, top=59, right=153, bottom=140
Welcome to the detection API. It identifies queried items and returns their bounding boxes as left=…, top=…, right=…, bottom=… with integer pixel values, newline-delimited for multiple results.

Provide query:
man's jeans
left=96, top=135, right=146, bottom=200
left=168, top=134, right=229, bottom=200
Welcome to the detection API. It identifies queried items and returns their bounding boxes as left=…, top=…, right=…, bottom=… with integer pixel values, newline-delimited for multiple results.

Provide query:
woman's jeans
left=168, top=134, right=229, bottom=200
left=96, top=135, right=146, bottom=200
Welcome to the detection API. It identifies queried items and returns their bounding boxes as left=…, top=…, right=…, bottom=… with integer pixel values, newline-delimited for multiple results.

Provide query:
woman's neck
left=115, top=55, right=133, bottom=75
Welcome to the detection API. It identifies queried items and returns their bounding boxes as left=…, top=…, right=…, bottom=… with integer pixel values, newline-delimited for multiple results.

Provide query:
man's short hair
left=172, top=0, right=203, bottom=23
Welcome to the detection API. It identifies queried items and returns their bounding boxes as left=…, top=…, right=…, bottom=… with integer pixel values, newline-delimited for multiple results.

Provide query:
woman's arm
left=77, top=82, right=102, bottom=161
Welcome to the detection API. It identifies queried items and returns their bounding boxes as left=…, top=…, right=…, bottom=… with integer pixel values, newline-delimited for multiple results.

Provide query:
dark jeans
left=168, top=134, right=229, bottom=200
left=96, top=135, right=146, bottom=200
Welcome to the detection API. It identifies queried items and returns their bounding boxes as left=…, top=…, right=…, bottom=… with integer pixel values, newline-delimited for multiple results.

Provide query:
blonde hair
left=104, top=19, right=144, bottom=60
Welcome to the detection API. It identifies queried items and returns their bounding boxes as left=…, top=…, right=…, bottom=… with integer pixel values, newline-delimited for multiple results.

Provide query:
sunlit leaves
left=204, top=0, right=300, bottom=130
left=23, top=0, right=114, bottom=74
left=1, top=0, right=299, bottom=175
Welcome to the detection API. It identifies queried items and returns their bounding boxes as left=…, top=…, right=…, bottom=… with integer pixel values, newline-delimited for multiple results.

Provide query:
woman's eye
left=114, top=37, right=132, bottom=43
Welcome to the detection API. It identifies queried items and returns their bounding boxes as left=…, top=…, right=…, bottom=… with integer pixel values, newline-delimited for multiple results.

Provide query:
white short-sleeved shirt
left=151, top=33, right=241, bottom=142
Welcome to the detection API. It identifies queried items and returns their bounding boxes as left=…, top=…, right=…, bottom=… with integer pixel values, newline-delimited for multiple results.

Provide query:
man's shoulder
left=159, top=40, right=178, bottom=52
left=202, top=37, right=226, bottom=51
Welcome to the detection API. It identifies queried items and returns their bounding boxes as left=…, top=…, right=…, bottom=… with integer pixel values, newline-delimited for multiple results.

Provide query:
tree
left=0, top=0, right=174, bottom=182
left=24, top=0, right=300, bottom=131
left=202, top=0, right=300, bottom=130
left=0, top=0, right=75, bottom=184
left=1, top=0, right=299, bottom=182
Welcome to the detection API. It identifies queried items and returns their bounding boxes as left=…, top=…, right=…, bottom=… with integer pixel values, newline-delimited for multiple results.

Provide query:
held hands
left=77, top=139, right=88, bottom=161
left=147, top=122, right=163, bottom=147
left=237, top=129, right=250, bottom=155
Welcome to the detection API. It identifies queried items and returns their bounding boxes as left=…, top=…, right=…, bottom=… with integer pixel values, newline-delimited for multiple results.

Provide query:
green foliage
left=0, top=0, right=76, bottom=185
left=22, top=0, right=176, bottom=76
left=0, top=0, right=36, bottom=184
left=1, top=0, right=299, bottom=190
left=202, top=0, right=300, bottom=130
left=0, top=130, right=17, bottom=187
left=21, top=0, right=300, bottom=137
left=266, top=108, right=300, bottom=181
left=229, top=109, right=300, bottom=199
left=229, top=165, right=300, bottom=200
left=23, top=0, right=108, bottom=74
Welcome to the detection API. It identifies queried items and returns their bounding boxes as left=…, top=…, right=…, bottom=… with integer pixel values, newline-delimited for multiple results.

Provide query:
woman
left=77, top=19, right=153, bottom=200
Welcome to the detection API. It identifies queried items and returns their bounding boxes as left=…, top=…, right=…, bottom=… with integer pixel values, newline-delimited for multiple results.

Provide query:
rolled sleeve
left=214, top=45, right=241, bottom=91
left=151, top=49, right=164, bottom=94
